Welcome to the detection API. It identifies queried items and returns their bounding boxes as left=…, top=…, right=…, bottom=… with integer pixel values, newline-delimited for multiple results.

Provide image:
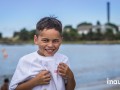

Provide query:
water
left=0, top=44, right=120, bottom=90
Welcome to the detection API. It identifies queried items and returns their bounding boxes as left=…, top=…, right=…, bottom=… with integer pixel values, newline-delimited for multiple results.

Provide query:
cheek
left=55, top=43, right=61, bottom=48
left=38, top=43, right=46, bottom=49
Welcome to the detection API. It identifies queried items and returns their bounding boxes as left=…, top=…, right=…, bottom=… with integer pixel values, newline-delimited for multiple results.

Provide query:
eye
left=41, top=39, right=49, bottom=42
left=53, top=39, right=59, bottom=43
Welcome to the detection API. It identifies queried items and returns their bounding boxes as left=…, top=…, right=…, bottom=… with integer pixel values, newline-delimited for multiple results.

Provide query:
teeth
left=46, top=49, right=54, bottom=53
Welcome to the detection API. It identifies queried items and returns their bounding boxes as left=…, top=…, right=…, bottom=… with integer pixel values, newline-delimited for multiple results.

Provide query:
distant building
left=93, top=25, right=116, bottom=34
left=118, top=25, right=120, bottom=31
left=63, top=25, right=72, bottom=32
left=77, top=2, right=119, bottom=35
left=77, top=24, right=117, bottom=35
left=77, top=24, right=92, bottom=34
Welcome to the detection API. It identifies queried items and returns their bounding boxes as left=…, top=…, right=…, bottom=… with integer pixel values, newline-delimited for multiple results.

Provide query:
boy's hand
left=57, top=63, right=74, bottom=80
left=34, top=70, right=51, bottom=85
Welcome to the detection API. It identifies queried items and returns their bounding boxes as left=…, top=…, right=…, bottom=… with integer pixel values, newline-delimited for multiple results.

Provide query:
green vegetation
left=0, top=22, right=120, bottom=44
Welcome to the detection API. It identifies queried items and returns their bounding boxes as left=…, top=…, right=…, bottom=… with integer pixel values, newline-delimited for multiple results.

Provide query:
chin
left=45, top=53, right=55, bottom=57
left=44, top=51, right=57, bottom=56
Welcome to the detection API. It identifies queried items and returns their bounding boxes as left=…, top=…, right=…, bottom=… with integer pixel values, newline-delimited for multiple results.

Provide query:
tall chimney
left=107, top=2, right=110, bottom=23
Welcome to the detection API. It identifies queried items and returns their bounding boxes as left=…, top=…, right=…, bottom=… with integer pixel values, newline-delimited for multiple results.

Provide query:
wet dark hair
left=36, top=17, right=62, bottom=36
left=4, top=78, right=9, bottom=83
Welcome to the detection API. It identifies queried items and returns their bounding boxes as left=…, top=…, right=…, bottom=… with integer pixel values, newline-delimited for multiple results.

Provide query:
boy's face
left=34, top=28, right=62, bottom=56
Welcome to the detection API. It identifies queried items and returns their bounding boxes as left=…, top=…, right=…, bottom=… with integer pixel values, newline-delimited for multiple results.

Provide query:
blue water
left=0, top=44, right=120, bottom=90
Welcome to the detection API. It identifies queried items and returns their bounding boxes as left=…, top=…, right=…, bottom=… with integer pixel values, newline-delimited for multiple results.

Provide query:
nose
left=48, top=42, right=54, bottom=47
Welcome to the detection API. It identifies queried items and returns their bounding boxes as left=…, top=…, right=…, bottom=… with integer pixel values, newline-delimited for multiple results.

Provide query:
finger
left=58, top=64, right=65, bottom=70
left=59, top=62, right=67, bottom=67
left=62, top=63, right=68, bottom=68
left=43, top=81, right=50, bottom=85
left=44, top=78, right=51, bottom=85
left=58, top=68, right=65, bottom=74
left=45, top=74, right=51, bottom=78
left=58, top=72, right=68, bottom=80
left=59, top=62, right=65, bottom=66
left=44, top=77, right=51, bottom=82
left=59, top=64, right=68, bottom=70
left=59, top=72, right=66, bottom=77
left=60, top=63, right=70, bottom=71
left=44, top=70, right=50, bottom=75
left=41, top=70, right=48, bottom=73
left=58, top=63, right=67, bottom=68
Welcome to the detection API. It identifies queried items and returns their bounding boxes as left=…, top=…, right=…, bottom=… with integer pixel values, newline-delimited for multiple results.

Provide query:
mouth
left=45, top=49, right=55, bottom=54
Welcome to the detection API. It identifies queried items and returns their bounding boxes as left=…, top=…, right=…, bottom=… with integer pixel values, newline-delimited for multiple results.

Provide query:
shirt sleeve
left=9, top=57, right=31, bottom=90
left=62, top=56, right=70, bottom=67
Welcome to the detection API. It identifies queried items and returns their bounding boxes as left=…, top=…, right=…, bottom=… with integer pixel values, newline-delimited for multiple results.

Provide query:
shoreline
left=1, top=40, right=120, bottom=45
left=75, top=83, right=120, bottom=90
left=75, top=77, right=120, bottom=90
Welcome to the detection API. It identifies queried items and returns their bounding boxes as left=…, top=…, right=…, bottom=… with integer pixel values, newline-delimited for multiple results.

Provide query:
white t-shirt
left=9, top=51, right=70, bottom=90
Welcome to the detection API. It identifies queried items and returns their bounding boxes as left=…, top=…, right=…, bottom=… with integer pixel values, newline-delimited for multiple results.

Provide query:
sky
left=0, top=0, right=120, bottom=37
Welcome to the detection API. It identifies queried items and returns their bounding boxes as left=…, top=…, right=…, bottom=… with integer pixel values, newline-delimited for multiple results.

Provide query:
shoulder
left=21, top=51, right=37, bottom=60
left=18, top=51, right=37, bottom=65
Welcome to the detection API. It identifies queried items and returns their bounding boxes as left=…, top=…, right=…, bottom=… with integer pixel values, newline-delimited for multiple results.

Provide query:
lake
left=0, top=44, right=120, bottom=90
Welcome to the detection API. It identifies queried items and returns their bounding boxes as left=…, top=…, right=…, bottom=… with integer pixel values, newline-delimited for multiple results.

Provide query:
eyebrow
left=41, top=38, right=48, bottom=39
left=41, top=38, right=60, bottom=40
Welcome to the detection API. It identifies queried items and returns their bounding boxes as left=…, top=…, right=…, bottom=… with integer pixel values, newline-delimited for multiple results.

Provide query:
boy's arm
left=16, top=77, right=38, bottom=90
left=65, top=71, right=76, bottom=90
left=58, top=63, right=76, bottom=90
left=16, top=70, right=51, bottom=90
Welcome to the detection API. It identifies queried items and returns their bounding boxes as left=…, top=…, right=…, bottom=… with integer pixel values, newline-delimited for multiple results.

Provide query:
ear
left=61, top=36, right=63, bottom=42
left=59, top=36, right=63, bottom=44
left=61, top=36, right=63, bottom=41
left=34, top=35, right=38, bottom=45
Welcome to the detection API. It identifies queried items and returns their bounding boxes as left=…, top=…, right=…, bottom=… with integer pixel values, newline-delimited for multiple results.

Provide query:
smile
left=45, top=49, right=55, bottom=53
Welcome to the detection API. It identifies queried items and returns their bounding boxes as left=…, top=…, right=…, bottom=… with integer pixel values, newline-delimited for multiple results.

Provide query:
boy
left=9, top=17, right=76, bottom=90
left=1, top=78, right=9, bottom=90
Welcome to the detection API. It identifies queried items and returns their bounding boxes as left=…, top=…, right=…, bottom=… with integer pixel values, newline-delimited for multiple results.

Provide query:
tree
left=105, top=22, right=119, bottom=32
left=94, top=21, right=103, bottom=40
left=29, top=29, right=36, bottom=39
left=19, top=28, right=30, bottom=41
left=63, top=25, right=79, bottom=41
left=96, top=21, right=101, bottom=26
left=13, top=31, right=20, bottom=37
left=80, top=33, right=86, bottom=40
left=115, top=31, right=120, bottom=40
left=0, top=32, right=2, bottom=39
left=94, top=28, right=103, bottom=40
left=104, top=28, right=115, bottom=40
left=86, top=29, right=94, bottom=40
